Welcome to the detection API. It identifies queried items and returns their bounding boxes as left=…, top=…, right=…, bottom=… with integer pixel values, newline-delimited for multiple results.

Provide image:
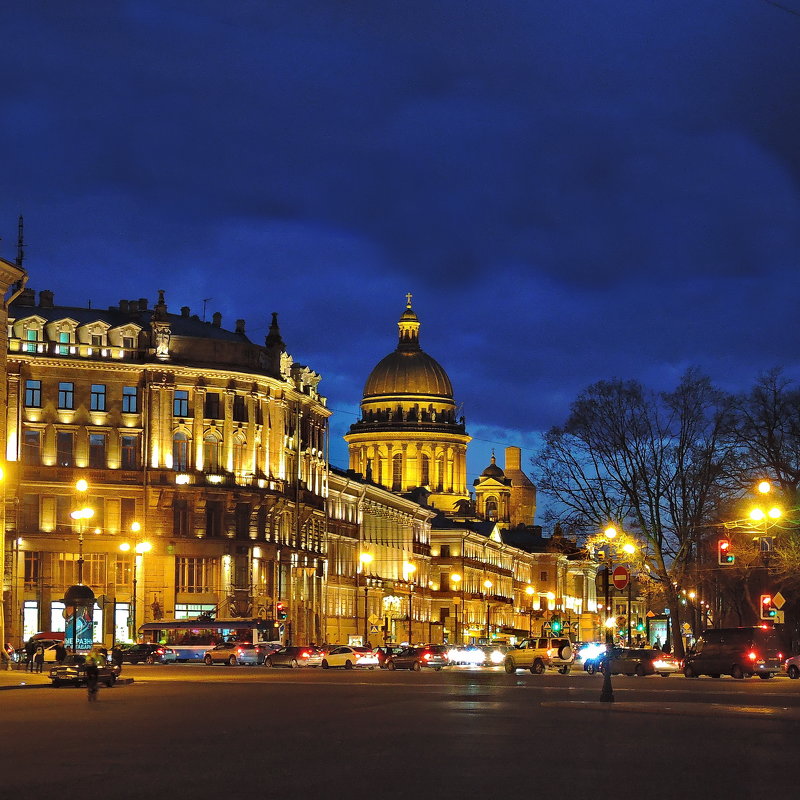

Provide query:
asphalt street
left=2, top=666, right=798, bottom=800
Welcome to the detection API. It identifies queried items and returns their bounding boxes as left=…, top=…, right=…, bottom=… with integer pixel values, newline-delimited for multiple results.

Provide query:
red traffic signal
left=276, top=601, right=287, bottom=620
left=760, top=595, right=776, bottom=620
left=717, top=538, right=734, bottom=565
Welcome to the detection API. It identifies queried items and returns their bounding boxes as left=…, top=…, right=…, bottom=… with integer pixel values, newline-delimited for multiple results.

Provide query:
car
left=683, top=626, right=786, bottom=679
left=576, top=642, right=606, bottom=671
left=265, top=646, right=323, bottom=668
left=589, top=647, right=680, bottom=677
left=321, top=645, right=379, bottom=669
left=447, top=645, right=485, bottom=666
left=385, top=646, right=448, bottom=671
left=118, top=643, right=177, bottom=664
left=503, top=637, right=575, bottom=674
left=49, top=654, right=121, bottom=688
left=203, top=641, right=263, bottom=666
left=375, top=645, right=405, bottom=668
left=783, top=654, right=800, bottom=679
left=481, top=644, right=510, bottom=666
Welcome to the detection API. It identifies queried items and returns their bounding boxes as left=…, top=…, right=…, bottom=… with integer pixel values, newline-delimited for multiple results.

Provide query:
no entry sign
left=612, top=565, right=630, bottom=591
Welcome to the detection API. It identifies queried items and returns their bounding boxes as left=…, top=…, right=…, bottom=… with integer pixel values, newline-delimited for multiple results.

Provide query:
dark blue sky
left=2, top=1, right=800, bottom=519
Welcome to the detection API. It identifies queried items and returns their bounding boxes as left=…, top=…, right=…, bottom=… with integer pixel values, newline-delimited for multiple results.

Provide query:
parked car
left=590, top=647, right=680, bottom=677
left=265, top=646, right=323, bottom=668
left=783, top=654, right=800, bottom=680
left=683, top=626, right=786, bottom=679
left=385, top=646, right=448, bottom=671
left=375, top=646, right=404, bottom=668
left=49, top=654, right=121, bottom=687
left=321, top=645, right=378, bottom=669
left=203, top=641, right=263, bottom=666
left=118, top=643, right=177, bottom=664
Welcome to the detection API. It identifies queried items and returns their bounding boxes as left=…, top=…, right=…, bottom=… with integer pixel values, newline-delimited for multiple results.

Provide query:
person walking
left=33, top=646, right=45, bottom=673
left=54, top=642, right=67, bottom=665
left=84, top=646, right=104, bottom=701
left=24, top=639, right=36, bottom=672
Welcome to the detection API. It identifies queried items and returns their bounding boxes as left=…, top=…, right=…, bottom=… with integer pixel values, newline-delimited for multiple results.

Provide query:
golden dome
left=362, top=299, right=453, bottom=399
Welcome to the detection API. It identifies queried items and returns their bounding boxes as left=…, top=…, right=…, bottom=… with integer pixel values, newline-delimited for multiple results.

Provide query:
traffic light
left=276, top=601, right=287, bottom=620
left=551, top=618, right=562, bottom=634
left=717, top=538, right=734, bottom=565
left=760, top=595, right=776, bottom=620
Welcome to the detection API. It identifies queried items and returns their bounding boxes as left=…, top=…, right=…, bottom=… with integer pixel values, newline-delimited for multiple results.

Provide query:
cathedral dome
left=480, top=455, right=505, bottom=479
left=362, top=299, right=453, bottom=399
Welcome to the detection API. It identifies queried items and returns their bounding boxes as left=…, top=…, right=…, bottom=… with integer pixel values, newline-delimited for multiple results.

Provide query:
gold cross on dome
left=405, top=292, right=413, bottom=307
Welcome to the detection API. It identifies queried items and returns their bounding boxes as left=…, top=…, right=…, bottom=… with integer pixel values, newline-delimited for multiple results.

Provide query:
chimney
left=235, top=319, right=245, bottom=334
left=38, top=290, right=54, bottom=308
left=18, top=287, right=35, bottom=306
left=212, top=311, right=222, bottom=328
left=138, top=298, right=148, bottom=311
left=181, top=306, right=190, bottom=318
left=505, top=446, right=522, bottom=472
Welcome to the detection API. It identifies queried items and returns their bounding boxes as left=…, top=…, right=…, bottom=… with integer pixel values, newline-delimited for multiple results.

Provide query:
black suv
left=119, top=643, right=177, bottom=664
left=683, top=626, right=787, bottom=679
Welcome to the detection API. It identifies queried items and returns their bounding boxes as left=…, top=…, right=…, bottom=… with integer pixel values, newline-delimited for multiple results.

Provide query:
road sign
left=773, top=592, right=786, bottom=610
left=368, top=614, right=381, bottom=625
left=369, top=624, right=379, bottom=634
left=612, top=566, right=630, bottom=590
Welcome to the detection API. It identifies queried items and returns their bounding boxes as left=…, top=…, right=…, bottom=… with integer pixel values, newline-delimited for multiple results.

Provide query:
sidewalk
left=0, top=666, right=52, bottom=690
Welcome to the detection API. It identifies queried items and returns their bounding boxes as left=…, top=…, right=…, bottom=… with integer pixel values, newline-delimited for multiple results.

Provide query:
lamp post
left=600, top=526, right=618, bottom=704
left=525, top=585, right=535, bottom=636
left=71, top=478, right=93, bottom=585
left=483, top=579, right=493, bottom=642
left=0, top=464, right=7, bottom=670
left=358, top=551, right=373, bottom=645
left=120, top=522, right=151, bottom=642
left=404, top=562, right=416, bottom=644
left=451, top=573, right=462, bottom=644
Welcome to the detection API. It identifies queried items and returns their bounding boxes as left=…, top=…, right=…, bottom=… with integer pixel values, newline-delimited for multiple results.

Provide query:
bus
left=138, top=619, right=279, bottom=662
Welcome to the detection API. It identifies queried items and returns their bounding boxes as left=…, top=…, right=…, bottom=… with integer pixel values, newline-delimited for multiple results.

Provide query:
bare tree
left=533, top=370, right=737, bottom=657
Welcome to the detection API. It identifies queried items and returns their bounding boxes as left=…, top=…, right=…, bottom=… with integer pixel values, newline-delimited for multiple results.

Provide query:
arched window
left=392, top=452, right=403, bottom=491
left=436, top=456, right=445, bottom=492
left=233, top=433, right=247, bottom=475
left=420, top=454, right=430, bottom=487
left=172, top=431, right=190, bottom=471
left=203, top=432, right=222, bottom=472
left=486, top=496, right=498, bottom=522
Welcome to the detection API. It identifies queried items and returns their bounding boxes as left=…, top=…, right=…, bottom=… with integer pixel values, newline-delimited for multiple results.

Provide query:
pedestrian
left=55, top=642, right=67, bottom=665
left=84, top=646, right=104, bottom=701
left=111, top=645, right=123, bottom=668
left=653, top=636, right=662, bottom=651
left=33, top=646, right=45, bottom=673
left=24, top=638, right=36, bottom=672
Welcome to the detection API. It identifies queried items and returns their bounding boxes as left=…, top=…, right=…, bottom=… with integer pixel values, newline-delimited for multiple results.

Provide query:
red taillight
left=301, top=651, right=309, bottom=658
left=156, top=649, right=164, bottom=655
left=237, top=649, right=244, bottom=655
left=748, top=651, right=757, bottom=661
left=423, top=653, right=431, bottom=660
left=778, top=653, right=783, bottom=660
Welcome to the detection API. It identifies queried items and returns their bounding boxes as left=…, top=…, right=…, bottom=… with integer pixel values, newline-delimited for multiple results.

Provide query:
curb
left=0, top=676, right=135, bottom=691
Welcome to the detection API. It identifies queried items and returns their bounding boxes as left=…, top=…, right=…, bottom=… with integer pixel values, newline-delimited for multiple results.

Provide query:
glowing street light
left=525, top=585, right=535, bottom=636
left=120, top=522, right=151, bottom=642
left=358, top=551, right=373, bottom=644
left=451, top=573, right=463, bottom=644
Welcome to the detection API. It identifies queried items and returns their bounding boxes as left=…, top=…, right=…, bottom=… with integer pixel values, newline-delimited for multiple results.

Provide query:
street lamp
left=451, top=573, right=462, bottom=644
left=358, top=551, right=373, bottom=645
left=404, top=562, right=416, bottom=644
left=525, top=585, right=535, bottom=636
left=120, top=521, right=151, bottom=642
left=483, top=579, right=493, bottom=642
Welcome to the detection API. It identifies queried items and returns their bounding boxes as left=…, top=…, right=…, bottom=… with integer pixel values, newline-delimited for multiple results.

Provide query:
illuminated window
left=420, top=454, right=430, bottom=486
left=486, top=497, right=498, bottom=522
left=232, top=434, right=246, bottom=474
left=24, top=380, right=42, bottom=408
left=173, top=431, right=190, bottom=471
left=436, top=456, right=445, bottom=492
left=25, top=329, right=38, bottom=353
left=24, top=552, right=41, bottom=588
left=122, top=386, right=138, bottom=413
left=175, top=557, right=215, bottom=593
left=58, top=331, right=70, bottom=355
left=58, top=382, right=74, bottom=409
left=90, top=384, right=106, bottom=411
left=115, top=554, right=133, bottom=586
left=203, top=433, right=222, bottom=472
left=173, top=390, right=189, bottom=417
left=392, top=452, right=402, bottom=491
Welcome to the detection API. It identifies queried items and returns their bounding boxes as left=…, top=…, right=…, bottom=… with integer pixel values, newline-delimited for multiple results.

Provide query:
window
left=22, top=429, right=41, bottom=465
left=540, top=571, right=548, bottom=583
left=24, top=552, right=41, bottom=588
left=235, top=503, right=251, bottom=540
left=120, top=434, right=139, bottom=470
left=435, top=456, right=445, bottom=492
left=173, top=390, right=189, bottom=417
left=175, top=557, right=215, bottom=593
left=420, top=454, right=430, bottom=486
left=122, top=336, right=135, bottom=350
left=392, top=452, right=402, bottom=491
left=439, top=545, right=450, bottom=558
left=90, top=384, right=106, bottom=411
left=121, top=498, right=136, bottom=532
left=232, top=434, right=246, bottom=474
left=122, top=386, right=138, bottom=413
left=203, top=433, right=222, bottom=472
left=24, top=380, right=42, bottom=408
left=173, top=499, right=190, bottom=537
left=205, top=500, right=224, bottom=537
left=91, top=334, right=103, bottom=347
left=25, top=329, right=38, bottom=353
left=204, top=392, right=221, bottom=419
left=58, top=382, right=74, bottom=409
left=486, top=497, right=498, bottom=522
left=58, top=331, right=70, bottom=355
left=57, top=431, right=74, bottom=467
left=233, top=394, right=247, bottom=422
left=115, top=555, right=133, bottom=586
left=89, top=433, right=107, bottom=468
left=173, top=432, right=190, bottom=471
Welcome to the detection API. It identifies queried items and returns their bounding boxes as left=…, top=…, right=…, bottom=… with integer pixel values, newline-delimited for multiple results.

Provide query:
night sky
left=2, top=2, right=800, bottom=520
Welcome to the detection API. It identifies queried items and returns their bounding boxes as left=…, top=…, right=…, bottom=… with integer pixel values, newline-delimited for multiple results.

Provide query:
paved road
left=4, top=666, right=798, bottom=800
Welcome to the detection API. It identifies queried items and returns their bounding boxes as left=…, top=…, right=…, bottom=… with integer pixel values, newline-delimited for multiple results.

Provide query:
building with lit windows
left=4, top=282, right=330, bottom=647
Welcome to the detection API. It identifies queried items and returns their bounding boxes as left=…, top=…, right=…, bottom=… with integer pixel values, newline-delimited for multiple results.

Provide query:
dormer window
left=25, top=330, right=38, bottom=353
left=58, top=331, right=71, bottom=355
left=91, top=335, right=103, bottom=347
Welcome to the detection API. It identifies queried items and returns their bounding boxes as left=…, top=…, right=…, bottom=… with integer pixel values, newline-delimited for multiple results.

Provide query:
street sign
left=612, top=566, right=630, bottom=590
left=773, top=592, right=786, bottom=610
left=368, top=614, right=381, bottom=625
left=369, top=624, right=380, bottom=634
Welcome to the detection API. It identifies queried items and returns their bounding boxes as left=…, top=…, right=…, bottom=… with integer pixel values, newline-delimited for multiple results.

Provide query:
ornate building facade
left=3, top=282, right=330, bottom=647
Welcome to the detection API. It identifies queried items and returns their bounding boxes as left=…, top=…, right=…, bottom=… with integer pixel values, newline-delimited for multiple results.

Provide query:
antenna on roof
left=16, top=215, right=25, bottom=268
left=202, top=297, right=213, bottom=322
